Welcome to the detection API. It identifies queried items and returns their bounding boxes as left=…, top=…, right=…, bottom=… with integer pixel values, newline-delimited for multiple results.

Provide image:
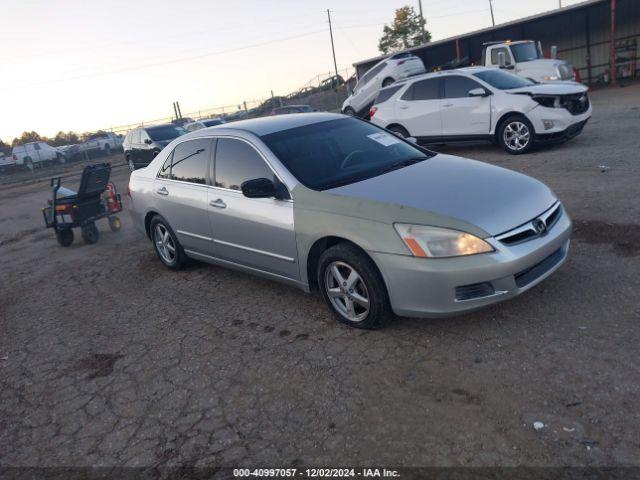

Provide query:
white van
left=12, top=142, right=65, bottom=169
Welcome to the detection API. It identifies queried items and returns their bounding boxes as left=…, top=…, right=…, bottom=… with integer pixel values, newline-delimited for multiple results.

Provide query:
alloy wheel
left=324, top=261, right=370, bottom=322
left=503, top=121, right=531, bottom=151
left=154, top=224, right=176, bottom=264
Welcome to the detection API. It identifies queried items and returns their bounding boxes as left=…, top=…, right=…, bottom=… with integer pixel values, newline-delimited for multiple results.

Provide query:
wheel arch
left=305, top=236, right=385, bottom=292
left=385, top=123, right=410, bottom=137
left=494, top=111, right=532, bottom=136
left=144, top=210, right=160, bottom=240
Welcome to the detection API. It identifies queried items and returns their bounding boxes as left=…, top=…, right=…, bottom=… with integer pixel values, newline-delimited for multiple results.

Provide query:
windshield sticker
left=367, top=132, right=402, bottom=147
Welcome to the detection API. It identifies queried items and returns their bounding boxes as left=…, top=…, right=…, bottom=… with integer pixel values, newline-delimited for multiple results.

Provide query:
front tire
left=343, top=107, right=356, bottom=116
left=127, top=156, right=136, bottom=172
left=150, top=216, right=187, bottom=270
left=498, top=115, right=535, bottom=155
left=318, top=243, right=392, bottom=329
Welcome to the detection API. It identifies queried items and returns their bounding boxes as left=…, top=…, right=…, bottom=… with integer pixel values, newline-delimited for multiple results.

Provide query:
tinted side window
left=443, top=76, right=483, bottom=99
left=157, top=151, right=173, bottom=179
left=407, top=78, right=440, bottom=101
left=374, top=85, right=402, bottom=104
left=215, top=138, right=274, bottom=191
left=490, top=47, right=512, bottom=65
left=169, top=139, right=210, bottom=184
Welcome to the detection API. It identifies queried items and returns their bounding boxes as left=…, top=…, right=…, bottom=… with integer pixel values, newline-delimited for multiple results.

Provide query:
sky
left=0, top=0, right=588, bottom=142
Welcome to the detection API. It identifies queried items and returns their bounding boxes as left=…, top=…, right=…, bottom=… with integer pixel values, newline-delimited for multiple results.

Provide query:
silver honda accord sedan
left=128, top=112, right=571, bottom=329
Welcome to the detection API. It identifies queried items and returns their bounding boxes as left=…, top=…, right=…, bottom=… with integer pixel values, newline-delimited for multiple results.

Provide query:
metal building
left=353, top=0, right=639, bottom=86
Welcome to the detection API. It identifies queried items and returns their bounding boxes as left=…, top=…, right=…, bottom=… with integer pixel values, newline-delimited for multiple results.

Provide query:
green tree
left=51, top=131, right=80, bottom=146
left=378, top=6, right=431, bottom=54
left=12, top=131, right=43, bottom=147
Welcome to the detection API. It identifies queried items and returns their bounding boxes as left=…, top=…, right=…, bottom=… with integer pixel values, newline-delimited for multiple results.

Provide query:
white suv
left=369, top=67, right=591, bottom=154
left=342, top=53, right=425, bottom=118
left=12, top=142, right=65, bottom=169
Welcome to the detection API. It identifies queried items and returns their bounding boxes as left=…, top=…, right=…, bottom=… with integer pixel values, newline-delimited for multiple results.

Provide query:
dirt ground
left=1, top=84, right=639, bottom=470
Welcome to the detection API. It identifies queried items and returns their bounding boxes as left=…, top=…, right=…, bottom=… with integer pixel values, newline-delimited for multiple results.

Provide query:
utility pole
left=418, top=0, right=427, bottom=44
left=488, top=0, right=495, bottom=27
left=327, top=9, right=338, bottom=78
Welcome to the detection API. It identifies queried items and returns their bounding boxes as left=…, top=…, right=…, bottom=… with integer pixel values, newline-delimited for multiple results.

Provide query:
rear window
left=401, top=78, right=440, bottom=101
left=147, top=125, right=187, bottom=142
left=374, top=85, right=402, bottom=104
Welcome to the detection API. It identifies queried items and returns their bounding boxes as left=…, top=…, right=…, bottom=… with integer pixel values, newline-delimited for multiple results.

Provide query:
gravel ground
left=0, top=84, right=639, bottom=469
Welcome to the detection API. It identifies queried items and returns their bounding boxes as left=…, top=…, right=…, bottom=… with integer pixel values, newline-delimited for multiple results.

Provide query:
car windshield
left=260, top=118, right=435, bottom=191
left=510, top=42, right=541, bottom=62
left=473, top=70, right=535, bottom=90
left=147, top=125, right=187, bottom=141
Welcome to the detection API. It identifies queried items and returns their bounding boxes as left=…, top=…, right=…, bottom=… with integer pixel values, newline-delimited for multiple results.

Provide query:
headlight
left=394, top=224, right=494, bottom=258
left=532, top=95, right=557, bottom=108
left=542, top=75, right=560, bottom=81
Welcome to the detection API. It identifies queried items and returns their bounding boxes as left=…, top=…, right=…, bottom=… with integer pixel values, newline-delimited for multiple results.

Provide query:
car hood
left=506, top=82, right=587, bottom=96
left=326, top=154, right=557, bottom=236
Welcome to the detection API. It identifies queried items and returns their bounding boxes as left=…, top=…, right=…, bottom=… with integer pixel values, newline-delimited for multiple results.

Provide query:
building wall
left=354, top=0, right=640, bottom=86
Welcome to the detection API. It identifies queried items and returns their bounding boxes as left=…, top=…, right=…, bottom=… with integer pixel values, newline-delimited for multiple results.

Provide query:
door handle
left=443, top=103, right=454, bottom=107
left=156, top=186, right=169, bottom=195
left=210, top=198, right=227, bottom=209
left=399, top=105, right=409, bottom=110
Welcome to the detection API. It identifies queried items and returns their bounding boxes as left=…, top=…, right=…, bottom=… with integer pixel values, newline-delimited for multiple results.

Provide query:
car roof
left=191, top=112, right=344, bottom=136
left=387, top=66, right=494, bottom=86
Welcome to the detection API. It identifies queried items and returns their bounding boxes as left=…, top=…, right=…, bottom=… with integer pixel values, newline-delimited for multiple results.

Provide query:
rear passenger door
left=394, top=77, right=442, bottom=137
left=154, top=138, right=214, bottom=255
left=208, top=137, right=298, bottom=280
left=440, top=75, right=491, bottom=136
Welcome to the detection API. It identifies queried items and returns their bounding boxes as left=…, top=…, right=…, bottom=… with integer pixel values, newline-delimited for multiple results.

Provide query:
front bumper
left=370, top=208, right=572, bottom=318
left=529, top=104, right=591, bottom=138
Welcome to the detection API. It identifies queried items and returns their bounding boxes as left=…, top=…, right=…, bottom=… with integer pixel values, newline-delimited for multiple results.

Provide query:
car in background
left=270, top=105, right=317, bottom=115
left=12, top=141, right=65, bottom=170
left=184, top=118, right=226, bottom=132
left=318, top=75, right=344, bottom=91
left=128, top=113, right=570, bottom=329
left=369, top=67, right=591, bottom=154
left=80, top=132, right=123, bottom=157
left=342, top=52, right=425, bottom=117
left=0, top=152, right=16, bottom=172
left=123, top=124, right=187, bottom=171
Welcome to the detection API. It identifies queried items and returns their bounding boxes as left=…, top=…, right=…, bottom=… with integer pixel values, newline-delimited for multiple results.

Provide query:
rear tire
left=318, top=243, right=392, bottom=329
left=108, top=216, right=122, bottom=232
left=81, top=222, right=99, bottom=244
left=388, top=125, right=410, bottom=138
left=150, top=215, right=187, bottom=270
left=498, top=115, right=535, bottom=155
left=127, top=156, right=136, bottom=172
left=56, top=228, right=74, bottom=247
left=382, top=77, right=395, bottom=87
left=343, top=107, right=356, bottom=116
left=24, top=157, right=33, bottom=171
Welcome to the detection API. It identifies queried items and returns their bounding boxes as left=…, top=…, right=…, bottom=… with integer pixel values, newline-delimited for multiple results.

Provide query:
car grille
left=514, top=247, right=565, bottom=288
left=496, top=203, right=563, bottom=246
left=560, top=93, right=590, bottom=115
left=455, top=282, right=495, bottom=301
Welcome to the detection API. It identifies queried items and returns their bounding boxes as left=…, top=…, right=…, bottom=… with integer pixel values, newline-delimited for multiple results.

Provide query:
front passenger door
left=209, top=137, right=298, bottom=280
left=440, top=75, right=491, bottom=136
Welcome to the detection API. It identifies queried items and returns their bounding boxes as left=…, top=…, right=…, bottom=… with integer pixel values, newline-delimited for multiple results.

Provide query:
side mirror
left=497, top=51, right=506, bottom=68
left=144, top=138, right=152, bottom=145
left=469, top=88, right=490, bottom=97
left=241, top=178, right=276, bottom=199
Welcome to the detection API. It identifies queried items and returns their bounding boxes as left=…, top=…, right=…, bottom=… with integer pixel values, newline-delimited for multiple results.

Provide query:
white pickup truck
left=80, top=132, right=123, bottom=156
left=481, top=40, right=575, bottom=83
left=12, top=142, right=65, bottom=169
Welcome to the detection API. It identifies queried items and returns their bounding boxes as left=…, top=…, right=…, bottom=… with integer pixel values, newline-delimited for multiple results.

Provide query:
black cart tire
left=81, top=223, right=99, bottom=244
left=56, top=228, right=74, bottom=247
left=498, top=114, right=535, bottom=155
left=108, top=216, right=122, bottom=232
left=149, top=215, right=187, bottom=270
left=317, top=243, right=392, bottom=330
